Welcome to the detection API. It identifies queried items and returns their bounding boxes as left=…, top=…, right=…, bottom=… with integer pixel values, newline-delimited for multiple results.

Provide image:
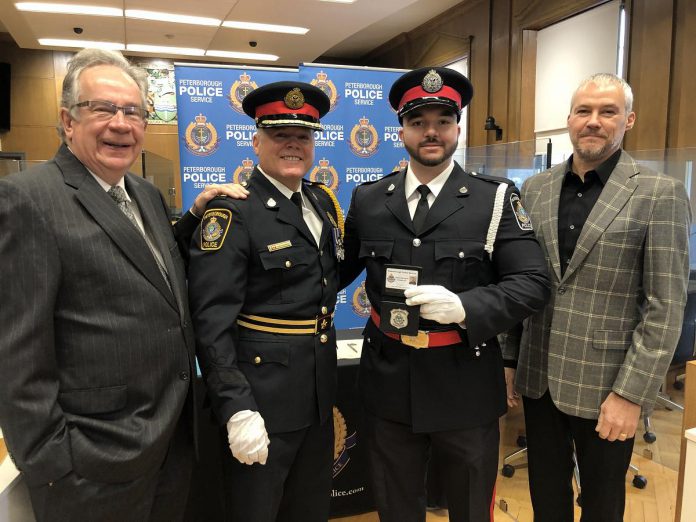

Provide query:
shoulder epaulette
left=467, top=171, right=514, bottom=186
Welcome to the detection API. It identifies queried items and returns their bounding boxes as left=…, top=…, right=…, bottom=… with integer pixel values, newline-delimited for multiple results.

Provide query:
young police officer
left=339, top=67, right=550, bottom=522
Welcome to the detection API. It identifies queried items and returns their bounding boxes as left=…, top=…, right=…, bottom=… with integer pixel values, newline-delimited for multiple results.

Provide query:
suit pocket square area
left=58, top=385, right=128, bottom=415
left=592, top=329, right=633, bottom=351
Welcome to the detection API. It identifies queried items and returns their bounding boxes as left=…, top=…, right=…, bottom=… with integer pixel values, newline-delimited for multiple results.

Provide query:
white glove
left=226, top=410, right=270, bottom=465
left=404, top=285, right=466, bottom=325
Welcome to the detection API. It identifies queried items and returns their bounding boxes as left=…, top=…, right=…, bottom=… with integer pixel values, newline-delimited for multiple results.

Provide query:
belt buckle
left=315, top=313, right=333, bottom=334
left=401, top=330, right=429, bottom=349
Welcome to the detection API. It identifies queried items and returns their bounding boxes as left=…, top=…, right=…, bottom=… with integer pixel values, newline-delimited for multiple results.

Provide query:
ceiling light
left=125, top=10, right=221, bottom=27
left=221, top=21, right=308, bottom=35
left=38, top=38, right=124, bottom=50
left=126, top=44, right=205, bottom=56
left=16, top=2, right=122, bottom=16
left=205, top=50, right=279, bottom=61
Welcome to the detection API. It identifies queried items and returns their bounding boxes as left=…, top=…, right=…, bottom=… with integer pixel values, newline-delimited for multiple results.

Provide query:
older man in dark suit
left=0, top=48, right=235, bottom=522
left=504, top=73, right=691, bottom=521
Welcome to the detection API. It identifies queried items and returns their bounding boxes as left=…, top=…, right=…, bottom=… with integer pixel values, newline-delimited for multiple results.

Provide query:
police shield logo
left=510, top=193, right=533, bottom=230
left=201, top=209, right=232, bottom=250
left=352, top=280, right=371, bottom=318
left=349, top=116, right=379, bottom=158
left=185, top=114, right=220, bottom=156
left=310, top=158, right=339, bottom=191
left=332, top=407, right=357, bottom=478
left=232, top=158, right=255, bottom=185
left=228, top=72, right=258, bottom=114
left=311, top=70, right=339, bottom=112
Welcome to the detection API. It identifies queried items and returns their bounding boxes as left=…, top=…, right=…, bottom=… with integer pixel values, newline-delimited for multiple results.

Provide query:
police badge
left=284, top=87, right=305, bottom=109
left=421, top=69, right=443, bottom=93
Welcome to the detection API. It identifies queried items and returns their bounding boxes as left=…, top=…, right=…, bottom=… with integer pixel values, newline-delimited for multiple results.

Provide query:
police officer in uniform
left=339, top=67, right=550, bottom=522
left=188, top=81, right=342, bottom=522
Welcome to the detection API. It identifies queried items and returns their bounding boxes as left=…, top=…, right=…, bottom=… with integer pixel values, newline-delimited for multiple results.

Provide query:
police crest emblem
left=351, top=280, right=371, bottom=318
left=232, top=157, right=255, bottom=185
left=228, top=72, right=258, bottom=114
left=185, top=114, right=220, bottom=156
left=310, top=70, right=339, bottom=112
left=348, top=116, right=379, bottom=158
left=510, top=193, right=533, bottom=231
left=422, top=69, right=443, bottom=93
left=310, top=158, right=339, bottom=191
left=200, top=208, right=232, bottom=250
left=284, top=87, right=305, bottom=109
left=332, top=407, right=357, bottom=478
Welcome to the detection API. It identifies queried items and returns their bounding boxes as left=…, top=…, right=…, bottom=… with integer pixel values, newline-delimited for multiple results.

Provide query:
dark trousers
left=223, top=417, right=333, bottom=522
left=27, top=416, right=194, bottom=522
left=523, top=391, right=635, bottom=522
left=364, top=412, right=498, bottom=522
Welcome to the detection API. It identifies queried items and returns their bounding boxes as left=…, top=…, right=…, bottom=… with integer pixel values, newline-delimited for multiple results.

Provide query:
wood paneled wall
left=0, top=40, right=182, bottom=206
left=360, top=0, right=696, bottom=150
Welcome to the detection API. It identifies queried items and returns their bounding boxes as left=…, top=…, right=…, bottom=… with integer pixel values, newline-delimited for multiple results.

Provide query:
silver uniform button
left=320, top=334, right=328, bottom=343
left=413, top=238, right=421, bottom=247
left=458, top=251, right=465, bottom=258
left=285, top=260, right=292, bottom=268
left=321, top=306, right=328, bottom=314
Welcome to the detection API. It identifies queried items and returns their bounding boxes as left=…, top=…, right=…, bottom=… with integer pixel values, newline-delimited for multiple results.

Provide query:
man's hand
left=226, top=410, right=270, bottom=465
left=191, top=183, right=249, bottom=217
left=595, top=391, right=641, bottom=442
left=504, top=367, right=520, bottom=408
left=404, top=285, right=465, bottom=324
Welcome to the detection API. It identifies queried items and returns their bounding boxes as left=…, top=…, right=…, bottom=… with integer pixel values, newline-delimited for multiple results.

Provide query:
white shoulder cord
left=484, top=182, right=508, bottom=260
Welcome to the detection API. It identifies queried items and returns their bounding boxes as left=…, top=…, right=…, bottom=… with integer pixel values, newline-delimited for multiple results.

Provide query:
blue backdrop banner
left=175, top=62, right=407, bottom=330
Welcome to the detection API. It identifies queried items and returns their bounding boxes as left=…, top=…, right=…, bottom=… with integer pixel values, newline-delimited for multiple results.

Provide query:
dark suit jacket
left=188, top=169, right=340, bottom=433
left=503, top=151, right=690, bottom=418
left=0, top=144, right=198, bottom=486
left=340, top=163, right=550, bottom=432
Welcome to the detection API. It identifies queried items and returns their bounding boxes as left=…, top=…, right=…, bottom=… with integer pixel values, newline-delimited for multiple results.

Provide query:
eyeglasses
left=71, top=100, right=149, bottom=123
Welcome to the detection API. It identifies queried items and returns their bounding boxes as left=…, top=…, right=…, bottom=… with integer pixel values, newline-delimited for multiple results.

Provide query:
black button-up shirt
left=558, top=149, right=621, bottom=276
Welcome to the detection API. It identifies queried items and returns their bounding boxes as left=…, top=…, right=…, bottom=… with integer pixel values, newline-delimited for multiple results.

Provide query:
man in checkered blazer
left=503, top=73, right=691, bottom=521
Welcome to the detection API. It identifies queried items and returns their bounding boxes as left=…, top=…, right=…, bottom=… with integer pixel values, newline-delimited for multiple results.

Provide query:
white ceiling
left=0, top=0, right=463, bottom=65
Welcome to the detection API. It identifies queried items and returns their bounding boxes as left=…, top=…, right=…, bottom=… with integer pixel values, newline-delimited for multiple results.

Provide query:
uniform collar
left=404, top=160, right=454, bottom=200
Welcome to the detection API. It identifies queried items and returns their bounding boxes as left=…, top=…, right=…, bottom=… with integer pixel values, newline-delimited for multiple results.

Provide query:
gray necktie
left=107, top=185, right=171, bottom=290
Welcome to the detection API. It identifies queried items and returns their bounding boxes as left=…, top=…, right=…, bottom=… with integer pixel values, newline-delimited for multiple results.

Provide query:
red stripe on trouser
left=490, top=481, right=496, bottom=521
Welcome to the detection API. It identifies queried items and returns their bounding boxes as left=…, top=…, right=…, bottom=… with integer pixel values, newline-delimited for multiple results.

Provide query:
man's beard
left=404, top=138, right=458, bottom=167
left=573, top=133, right=614, bottom=162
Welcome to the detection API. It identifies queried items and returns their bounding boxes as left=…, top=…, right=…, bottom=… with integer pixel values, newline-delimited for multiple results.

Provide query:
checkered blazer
left=502, top=150, right=690, bottom=419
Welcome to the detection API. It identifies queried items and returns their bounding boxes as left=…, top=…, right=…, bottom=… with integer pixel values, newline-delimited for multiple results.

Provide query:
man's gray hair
left=571, top=73, right=633, bottom=113
left=57, top=48, right=148, bottom=141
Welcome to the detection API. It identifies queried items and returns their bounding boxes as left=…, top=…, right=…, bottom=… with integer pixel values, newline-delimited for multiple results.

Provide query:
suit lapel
left=419, top=164, right=470, bottom=234
left=538, top=165, right=564, bottom=282
left=303, top=185, right=331, bottom=249
left=384, top=170, right=415, bottom=233
left=563, top=152, right=639, bottom=281
left=126, top=176, right=180, bottom=309
left=57, top=146, right=178, bottom=310
left=252, top=170, right=316, bottom=245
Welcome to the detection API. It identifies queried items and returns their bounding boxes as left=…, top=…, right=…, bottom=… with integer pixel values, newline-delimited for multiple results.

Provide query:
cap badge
left=422, top=69, right=443, bottom=93
left=284, top=87, right=305, bottom=109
